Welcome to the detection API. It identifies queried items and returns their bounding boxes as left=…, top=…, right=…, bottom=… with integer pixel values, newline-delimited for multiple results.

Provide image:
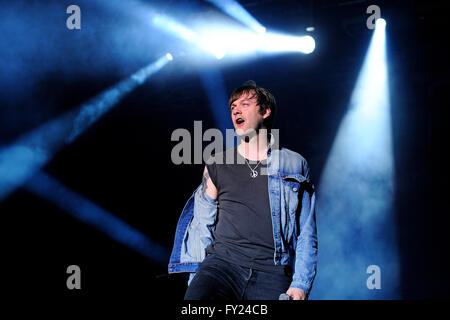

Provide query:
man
left=168, top=81, right=317, bottom=300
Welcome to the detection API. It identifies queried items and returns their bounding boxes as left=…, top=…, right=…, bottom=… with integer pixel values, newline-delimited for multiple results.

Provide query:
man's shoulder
left=205, top=147, right=236, bottom=165
left=278, top=147, right=309, bottom=166
left=273, top=147, right=310, bottom=179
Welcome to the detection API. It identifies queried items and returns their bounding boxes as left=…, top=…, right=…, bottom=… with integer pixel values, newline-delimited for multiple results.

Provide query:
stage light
left=24, top=172, right=170, bottom=265
left=257, top=26, right=266, bottom=34
left=310, top=14, right=399, bottom=299
left=306, top=26, right=315, bottom=32
left=293, top=34, right=315, bottom=54
left=166, top=53, right=173, bottom=61
left=153, top=14, right=316, bottom=60
left=200, top=40, right=226, bottom=60
left=376, top=18, right=386, bottom=29
left=258, top=34, right=316, bottom=54
left=206, top=0, right=266, bottom=35
left=215, top=52, right=226, bottom=60
left=193, top=24, right=316, bottom=56
left=0, top=54, right=171, bottom=202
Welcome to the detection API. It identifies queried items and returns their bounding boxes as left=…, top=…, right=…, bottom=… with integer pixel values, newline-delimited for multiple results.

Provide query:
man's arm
left=286, top=162, right=318, bottom=300
left=187, top=166, right=218, bottom=286
left=202, top=166, right=218, bottom=201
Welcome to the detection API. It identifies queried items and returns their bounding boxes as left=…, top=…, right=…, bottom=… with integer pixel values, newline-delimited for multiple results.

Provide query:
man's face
left=230, top=91, right=270, bottom=137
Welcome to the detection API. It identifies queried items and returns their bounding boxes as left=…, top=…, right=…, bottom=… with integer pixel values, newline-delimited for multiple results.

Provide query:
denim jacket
left=168, top=144, right=318, bottom=294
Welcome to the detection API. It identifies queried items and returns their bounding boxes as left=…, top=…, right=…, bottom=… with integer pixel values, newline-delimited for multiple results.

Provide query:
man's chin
left=235, top=128, right=257, bottom=138
left=235, top=128, right=245, bottom=136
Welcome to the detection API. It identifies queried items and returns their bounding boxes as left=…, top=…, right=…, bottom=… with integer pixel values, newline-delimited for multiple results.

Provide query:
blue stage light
left=258, top=33, right=316, bottom=54
left=0, top=54, right=171, bottom=202
left=153, top=14, right=316, bottom=58
left=376, top=18, right=386, bottom=29
left=310, top=15, right=398, bottom=299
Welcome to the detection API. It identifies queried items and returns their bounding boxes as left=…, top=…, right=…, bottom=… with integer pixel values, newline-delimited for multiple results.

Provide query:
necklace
left=245, top=158, right=263, bottom=178
left=240, top=141, right=270, bottom=178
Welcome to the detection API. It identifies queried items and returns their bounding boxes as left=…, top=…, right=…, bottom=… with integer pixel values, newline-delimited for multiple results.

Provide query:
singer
left=168, top=81, right=318, bottom=300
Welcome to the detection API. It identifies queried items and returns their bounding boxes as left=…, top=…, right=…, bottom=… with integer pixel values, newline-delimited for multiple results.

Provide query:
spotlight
left=306, top=26, right=315, bottom=32
left=376, top=18, right=386, bottom=29
left=257, top=26, right=266, bottom=34
left=311, top=11, right=398, bottom=299
left=153, top=14, right=316, bottom=59
left=295, top=35, right=315, bottom=54
left=259, top=34, right=316, bottom=54
left=166, top=52, right=173, bottom=61
left=215, top=52, right=226, bottom=60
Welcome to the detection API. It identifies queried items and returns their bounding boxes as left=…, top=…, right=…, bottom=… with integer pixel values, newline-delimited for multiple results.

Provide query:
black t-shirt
left=205, top=147, right=285, bottom=273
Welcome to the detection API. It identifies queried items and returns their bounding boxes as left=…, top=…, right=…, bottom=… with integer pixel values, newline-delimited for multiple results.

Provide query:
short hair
left=228, top=80, right=277, bottom=130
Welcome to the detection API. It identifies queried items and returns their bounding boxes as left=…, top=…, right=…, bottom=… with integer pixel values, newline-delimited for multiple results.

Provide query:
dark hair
left=228, top=80, right=277, bottom=129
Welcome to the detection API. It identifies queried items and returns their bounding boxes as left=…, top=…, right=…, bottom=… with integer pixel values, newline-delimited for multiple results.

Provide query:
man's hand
left=286, top=287, right=306, bottom=300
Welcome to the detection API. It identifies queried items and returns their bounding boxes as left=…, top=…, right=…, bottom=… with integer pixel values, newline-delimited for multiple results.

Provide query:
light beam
left=0, top=54, right=172, bottom=202
left=205, top=0, right=266, bottom=34
left=152, top=14, right=315, bottom=58
left=310, top=19, right=399, bottom=299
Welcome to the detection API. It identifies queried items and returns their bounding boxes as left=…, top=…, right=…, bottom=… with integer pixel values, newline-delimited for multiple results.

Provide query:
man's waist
left=206, top=241, right=291, bottom=275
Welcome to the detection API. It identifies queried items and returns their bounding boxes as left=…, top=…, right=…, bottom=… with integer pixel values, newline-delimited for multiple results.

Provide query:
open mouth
left=235, top=118, right=245, bottom=126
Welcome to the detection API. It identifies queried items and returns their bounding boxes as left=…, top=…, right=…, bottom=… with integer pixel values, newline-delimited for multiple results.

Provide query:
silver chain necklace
left=241, top=142, right=270, bottom=178
left=245, top=158, right=263, bottom=178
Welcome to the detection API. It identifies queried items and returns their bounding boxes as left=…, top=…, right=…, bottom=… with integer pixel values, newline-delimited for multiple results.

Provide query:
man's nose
left=233, top=107, right=241, bottom=115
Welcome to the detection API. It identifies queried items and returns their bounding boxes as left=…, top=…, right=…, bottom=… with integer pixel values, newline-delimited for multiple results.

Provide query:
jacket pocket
left=280, top=176, right=301, bottom=243
left=281, top=177, right=300, bottom=214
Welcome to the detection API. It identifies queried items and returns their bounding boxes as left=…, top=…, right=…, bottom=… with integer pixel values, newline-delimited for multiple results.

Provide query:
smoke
left=0, top=0, right=172, bottom=141
left=308, top=22, right=400, bottom=299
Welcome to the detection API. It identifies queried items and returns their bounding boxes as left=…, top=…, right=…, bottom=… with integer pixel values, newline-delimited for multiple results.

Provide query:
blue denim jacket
left=168, top=145, right=318, bottom=294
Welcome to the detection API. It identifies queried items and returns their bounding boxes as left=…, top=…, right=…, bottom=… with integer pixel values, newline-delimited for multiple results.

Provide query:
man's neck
left=237, top=131, right=269, bottom=161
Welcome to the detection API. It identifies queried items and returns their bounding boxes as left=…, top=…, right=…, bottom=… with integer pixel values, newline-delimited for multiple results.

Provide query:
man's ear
left=262, top=108, right=271, bottom=119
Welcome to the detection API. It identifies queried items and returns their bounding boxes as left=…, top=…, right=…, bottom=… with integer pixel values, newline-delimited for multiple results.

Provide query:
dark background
left=1, top=0, right=449, bottom=300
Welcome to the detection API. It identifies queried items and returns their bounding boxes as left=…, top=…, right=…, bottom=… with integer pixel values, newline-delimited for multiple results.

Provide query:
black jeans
left=184, top=254, right=292, bottom=300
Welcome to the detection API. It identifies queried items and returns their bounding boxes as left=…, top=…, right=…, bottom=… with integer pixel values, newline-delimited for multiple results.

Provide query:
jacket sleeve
left=290, top=162, right=318, bottom=294
left=187, top=187, right=217, bottom=285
